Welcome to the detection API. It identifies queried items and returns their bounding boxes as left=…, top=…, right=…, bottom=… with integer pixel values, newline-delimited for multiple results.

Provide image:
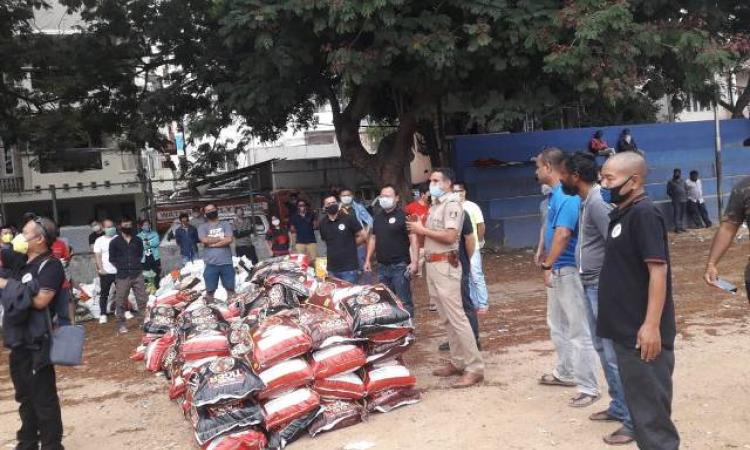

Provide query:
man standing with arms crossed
left=599, top=152, right=679, bottom=450
left=408, top=168, right=484, bottom=388
left=198, top=204, right=235, bottom=301
left=559, top=152, right=634, bottom=445
left=535, top=147, right=600, bottom=408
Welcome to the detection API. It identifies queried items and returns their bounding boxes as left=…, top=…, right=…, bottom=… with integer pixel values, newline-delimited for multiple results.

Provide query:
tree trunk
left=732, top=85, right=750, bottom=118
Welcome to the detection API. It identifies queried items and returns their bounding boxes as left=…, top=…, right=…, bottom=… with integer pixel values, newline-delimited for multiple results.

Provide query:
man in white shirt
left=453, top=182, right=489, bottom=314
left=686, top=170, right=713, bottom=229
left=93, top=219, right=118, bottom=324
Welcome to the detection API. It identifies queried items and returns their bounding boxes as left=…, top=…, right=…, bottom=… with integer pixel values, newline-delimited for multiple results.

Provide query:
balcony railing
left=0, top=177, right=24, bottom=193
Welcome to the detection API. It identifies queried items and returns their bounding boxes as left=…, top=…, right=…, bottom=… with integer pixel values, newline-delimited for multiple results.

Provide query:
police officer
left=408, top=168, right=484, bottom=388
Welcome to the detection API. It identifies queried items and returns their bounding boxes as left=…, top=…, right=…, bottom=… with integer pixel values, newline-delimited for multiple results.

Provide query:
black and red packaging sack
left=143, top=304, right=177, bottom=335
left=248, top=316, right=312, bottom=372
left=191, top=357, right=265, bottom=408
left=180, top=332, right=231, bottom=361
left=312, top=372, right=367, bottom=401
left=366, top=333, right=415, bottom=365
left=262, top=388, right=321, bottom=431
left=308, top=399, right=364, bottom=437
left=266, top=407, right=321, bottom=450
left=364, top=362, right=416, bottom=394
left=295, top=304, right=352, bottom=350
left=258, top=358, right=314, bottom=400
left=145, top=331, right=176, bottom=372
left=191, top=399, right=265, bottom=445
left=202, top=428, right=267, bottom=450
left=310, top=344, right=367, bottom=380
left=340, top=284, right=412, bottom=338
left=366, top=387, right=422, bottom=413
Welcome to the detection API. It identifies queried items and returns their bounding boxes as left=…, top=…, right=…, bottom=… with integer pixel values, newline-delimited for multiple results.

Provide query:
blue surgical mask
left=429, top=184, right=445, bottom=199
left=599, top=187, right=612, bottom=204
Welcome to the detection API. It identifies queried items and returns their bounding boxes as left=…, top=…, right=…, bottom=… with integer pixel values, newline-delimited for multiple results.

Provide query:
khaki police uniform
left=425, top=193, right=484, bottom=375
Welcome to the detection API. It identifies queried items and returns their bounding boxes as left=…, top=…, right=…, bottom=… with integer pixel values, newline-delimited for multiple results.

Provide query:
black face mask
left=120, top=226, right=133, bottom=236
left=325, top=204, right=339, bottom=215
left=602, top=176, right=633, bottom=205
left=206, top=211, right=219, bottom=220
left=561, top=181, right=579, bottom=197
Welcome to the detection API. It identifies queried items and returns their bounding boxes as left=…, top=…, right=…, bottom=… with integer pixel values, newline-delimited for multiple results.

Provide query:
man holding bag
left=0, top=217, right=66, bottom=450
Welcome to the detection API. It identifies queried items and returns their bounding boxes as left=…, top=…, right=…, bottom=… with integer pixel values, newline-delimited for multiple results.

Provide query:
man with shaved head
left=598, top=152, right=679, bottom=449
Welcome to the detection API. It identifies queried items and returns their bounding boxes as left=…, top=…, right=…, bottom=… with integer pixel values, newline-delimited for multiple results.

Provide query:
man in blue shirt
left=535, top=147, right=600, bottom=408
left=169, top=213, right=199, bottom=266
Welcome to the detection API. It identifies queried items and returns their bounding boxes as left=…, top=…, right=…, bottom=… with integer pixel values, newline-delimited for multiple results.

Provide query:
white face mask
left=379, top=196, right=395, bottom=210
left=340, top=195, right=353, bottom=205
left=272, top=219, right=280, bottom=227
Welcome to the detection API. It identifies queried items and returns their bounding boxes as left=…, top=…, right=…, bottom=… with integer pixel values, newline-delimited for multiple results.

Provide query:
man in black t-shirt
left=0, top=217, right=66, bottom=449
left=598, top=152, right=679, bottom=450
left=705, top=175, right=750, bottom=297
left=319, top=193, right=366, bottom=284
left=364, top=185, right=419, bottom=316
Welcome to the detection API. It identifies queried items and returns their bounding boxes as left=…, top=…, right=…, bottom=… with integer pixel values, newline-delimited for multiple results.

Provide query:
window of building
left=39, top=148, right=103, bottom=173
left=121, top=152, right=137, bottom=171
left=4, top=145, right=15, bottom=175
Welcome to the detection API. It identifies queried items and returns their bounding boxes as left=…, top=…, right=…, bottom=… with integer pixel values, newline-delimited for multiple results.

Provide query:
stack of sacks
left=129, top=253, right=421, bottom=449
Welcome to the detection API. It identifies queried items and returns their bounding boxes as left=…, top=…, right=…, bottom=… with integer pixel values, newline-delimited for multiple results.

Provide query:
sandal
left=603, top=426, right=635, bottom=446
left=569, top=393, right=600, bottom=408
left=589, top=410, right=622, bottom=422
left=539, top=373, right=576, bottom=387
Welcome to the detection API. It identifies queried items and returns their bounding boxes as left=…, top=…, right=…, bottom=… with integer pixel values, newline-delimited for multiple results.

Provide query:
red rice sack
left=169, top=375, right=187, bottom=400
left=366, top=333, right=415, bottom=365
left=192, top=400, right=265, bottom=445
left=191, top=357, right=265, bottom=408
left=296, top=304, right=352, bottom=350
left=310, top=344, right=367, bottom=380
left=313, top=372, right=366, bottom=401
left=245, top=284, right=300, bottom=317
left=266, top=408, right=321, bottom=450
left=306, top=279, right=358, bottom=314
left=258, top=358, right=314, bottom=400
left=248, top=316, right=312, bottom=372
left=202, top=428, right=267, bottom=450
left=366, top=387, right=422, bottom=413
left=340, top=285, right=412, bottom=338
left=262, top=388, right=321, bottom=431
left=364, top=362, right=416, bottom=395
left=129, top=345, right=146, bottom=361
left=265, top=271, right=315, bottom=297
left=154, top=291, right=188, bottom=308
left=181, top=332, right=231, bottom=361
left=308, top=399, right=364, bottom=437
left=145, top=331, right=176, bottom=372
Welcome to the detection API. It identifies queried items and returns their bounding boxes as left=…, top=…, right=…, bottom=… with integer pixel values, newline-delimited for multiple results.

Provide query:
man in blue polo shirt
left=535, top=147, right=600, bottom=408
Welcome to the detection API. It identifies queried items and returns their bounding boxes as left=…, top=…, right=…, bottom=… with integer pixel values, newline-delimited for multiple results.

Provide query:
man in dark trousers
left=598, top=152, right=679, bottom=450
left=666, top=168, right=688, bottom=233
left=364, top=185, right=419, bottom=317
left=319, top=193, right=366, bottom=284
left=0, top=217, right=66, bottom=449
left=109, top=217, right=148, bottom=334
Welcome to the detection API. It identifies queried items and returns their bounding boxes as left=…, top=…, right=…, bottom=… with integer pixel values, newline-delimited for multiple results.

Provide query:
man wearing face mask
left=364, top=185, right=419, bottom=317
left=198, top=204, right=235, bottom=301
left=108, top=217, right=148, bottom=334
left=290, top=199, right=318, bottom=260
left=137, top=219, right=162, bottom=285
left=233, top=207, right=259, bottom=265
left=1, top=225, right=15, bottom=249
left=666, top=168, right=688, bottom=233
left=535, top=147, right=600, bottom=408
left=319, top=194, right=366, bottom=283
left=94, top=219, right=118, bottom=324
left=88, top=220, right=104, bottom=251
left=339, top=188, right=373, bottom=269
left=265, top=216, right=291, bottom=257
left=598, top=152, right=679, bottom=450
left=1, top=217, right=67, bottom=450
left=559, top=153, right=634, bottom=445
left=408, top=168, right=484, bottom=388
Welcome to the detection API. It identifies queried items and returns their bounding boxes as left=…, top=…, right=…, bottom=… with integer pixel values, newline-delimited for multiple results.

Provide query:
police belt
left=425, top=251, right=459, bottom=268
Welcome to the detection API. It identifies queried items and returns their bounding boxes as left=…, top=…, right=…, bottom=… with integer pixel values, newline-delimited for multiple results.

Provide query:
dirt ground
left=2, top=227, right=750, bottom=449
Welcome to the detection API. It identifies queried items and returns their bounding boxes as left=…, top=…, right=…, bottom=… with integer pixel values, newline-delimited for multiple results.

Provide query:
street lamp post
left=713, top=91, right=724, bottom=217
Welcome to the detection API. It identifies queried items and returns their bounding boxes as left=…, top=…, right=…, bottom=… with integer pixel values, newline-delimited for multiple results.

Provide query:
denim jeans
left=378, top=262, right=414, bottom=317
left=549, top=266, right=599, bottom=396
left=584, top=284, right=634, bottom=432
left=329, top=270, right=359, bottom=284
left=204, top=263, right=236, bottom=292
left=469, top=249, right=489, bottom=309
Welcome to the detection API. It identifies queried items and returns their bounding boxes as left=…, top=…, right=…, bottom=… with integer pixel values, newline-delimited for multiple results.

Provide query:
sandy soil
left=2, top=227, right=750, bottom=449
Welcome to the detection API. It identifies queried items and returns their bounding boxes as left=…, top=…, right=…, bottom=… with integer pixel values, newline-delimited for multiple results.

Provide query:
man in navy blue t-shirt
left=535, top=147, right=600, bottom=408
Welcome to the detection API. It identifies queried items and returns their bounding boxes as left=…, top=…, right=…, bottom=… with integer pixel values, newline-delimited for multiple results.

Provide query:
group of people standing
left=535, top=148, right=679, bottom=449
left=667, top=168, right=713, bottom=232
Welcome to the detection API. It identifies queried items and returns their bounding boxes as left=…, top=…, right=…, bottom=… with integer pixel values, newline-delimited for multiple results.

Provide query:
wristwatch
left=540, top=262, right=552, bottom=271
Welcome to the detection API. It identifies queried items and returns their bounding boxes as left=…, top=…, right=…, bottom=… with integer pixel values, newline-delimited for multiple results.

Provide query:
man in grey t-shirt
left=560, top=152, right=634, bottom=445
left=198, top=204, right=235, bottom=300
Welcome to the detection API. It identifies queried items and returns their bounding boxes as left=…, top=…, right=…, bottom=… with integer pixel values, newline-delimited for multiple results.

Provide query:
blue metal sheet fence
left=452, top=119, right=750, bottom=249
